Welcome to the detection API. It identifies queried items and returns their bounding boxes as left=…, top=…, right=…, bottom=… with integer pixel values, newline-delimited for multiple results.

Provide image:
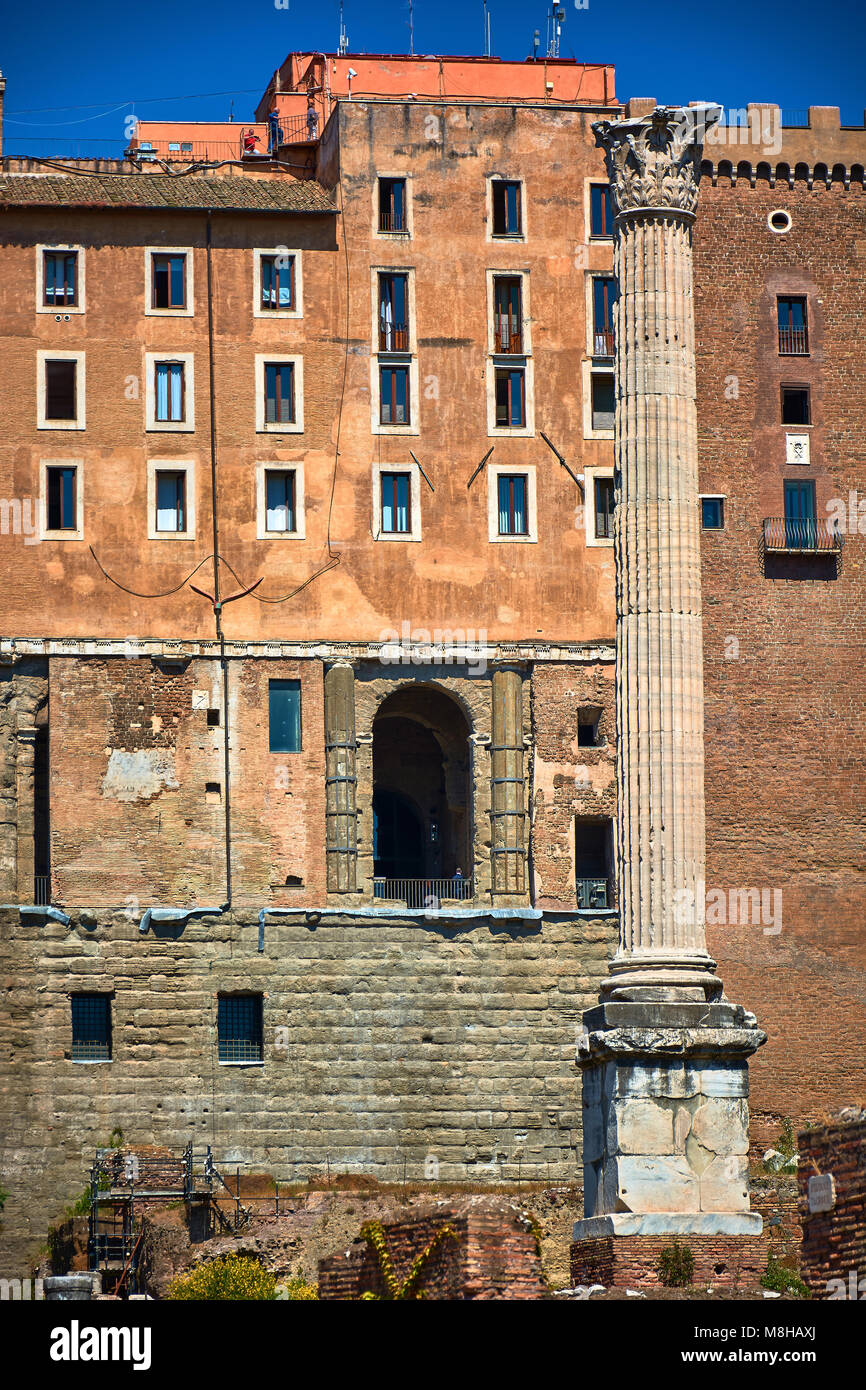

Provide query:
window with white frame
left=37, top=245, right=85, bottom=313
left=488, top=177, right=525, bottom=240
left=145, top=352, right=194, bottom=431
left=372, top=461, right=421, bottom=541
left=487, top=463, right=537, bottom=543
left=371, top=268, right=418, bottom=435
left=256, top=462, right=305, bottom=539
left=584, top=466, right=615, bottom=546
left=255, top=355, right=304, bottom=433
left=39, top=458, right=84, bottom=539
left=486, top=269, right=533, bottom=436
left=37, top=351, right=85, bottom=430
left=253, top=249, right=302, bottom=318
left=144, top=247, right=193, bottom=316
left=147, top=459, right=195, bottom=539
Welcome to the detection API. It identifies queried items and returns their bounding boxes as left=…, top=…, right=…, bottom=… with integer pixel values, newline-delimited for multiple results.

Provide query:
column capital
left=592, top=103, right=721, bottom=220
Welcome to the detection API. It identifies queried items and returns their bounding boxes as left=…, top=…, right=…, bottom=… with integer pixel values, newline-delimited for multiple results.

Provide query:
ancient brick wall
left=694, top=176, right=866, bottom=1138
left=0, top=904, right=616, bottom=1268
left=570, top=1232, right=769, bottom=1290
left=798, top=1113, right=866, bottom=1297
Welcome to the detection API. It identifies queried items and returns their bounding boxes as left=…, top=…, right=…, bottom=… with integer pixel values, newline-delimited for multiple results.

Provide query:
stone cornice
left=593, top=103, right=721, bottom=219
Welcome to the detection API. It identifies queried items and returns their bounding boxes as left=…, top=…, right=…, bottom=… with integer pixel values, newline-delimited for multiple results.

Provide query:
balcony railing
left=778, top=325, right=809, bottom=355
left=379, top=211, right=407, bottom=233
left=34, top=874, right=52, bottom=906
left=762, top=516, right=842, bottom=553
left=379, top=323, right=409, bottom=352
left=494, top=320, right=522, bottom=353
left=593, top=328, right=616, bottom=357
left=576, top=877, right=610, bottom=910
left=373, top=876, right=473, bottom=909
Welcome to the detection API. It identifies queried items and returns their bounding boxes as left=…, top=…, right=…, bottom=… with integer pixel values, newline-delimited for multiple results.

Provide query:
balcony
left=379, top=323, right=409, bottom=353
left=378, top=210, right=407, bottom=233
left=494, top=320, right=523, bottom=354
left=373, top=876, right=473, bottom=909
left=778, top=325, right=809, bottom=355
left=576, top=877, right=611, bottom=910
left=762, top=516, right=842, bottom=553
left=593, top=328, right=616, bottom=358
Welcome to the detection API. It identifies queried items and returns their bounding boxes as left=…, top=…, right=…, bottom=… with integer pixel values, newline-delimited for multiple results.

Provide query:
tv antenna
left=338, top=0, right=349, bottom=55
left=408, top=0, right=414, bottom=56
left=483, top=1, right=492, bottom=57
left=546, top=4, right=566, bottom=58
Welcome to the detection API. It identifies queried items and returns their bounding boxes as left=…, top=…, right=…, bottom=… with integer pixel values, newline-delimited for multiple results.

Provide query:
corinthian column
left=573, top=107, right=765, bottom=1241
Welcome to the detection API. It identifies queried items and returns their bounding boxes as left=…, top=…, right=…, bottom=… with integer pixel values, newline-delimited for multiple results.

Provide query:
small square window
left=380, top=365, right=410, bottom=425
left=590, top=184, right=613, bottom=236
left=701, top=497, right=725, bottom=530
left=151, top=253, right=187, bottom=309
left=379, top=177, right=407, bottom=232
left=180, top=142, right=193, bottom=153
left=155, top=470, right=186, bottom=532
left=71, top=993, right=112, bottom=1062
left=265, top=470, right=296, bottom=532
left=380, top=472, right=411, bottom=534
left=43, top=250, right=78, bottom=307
left=45, top=359, right=77, bottom=420
left=494, top=367, right=525, bottom=428
left=269, top=679, right=301, bottom=753
left=591, top=372, right=615, bottom=430
left=260, top=254, right=295, bottom=311
left=264, top=363, right=296, bottom=424
left=492, top=180, right=522, bottom=237
left=594, top=476, right=615, bottom=540
left=155, top=361, right=185, bottom=422
left=497, top=474, right=528, bottom=536
left=781, top=386, right=810, bottom=425
left=207, top=708, right=221, bottom=727
left=168, top=142, right=180, bottom=152
left=217, top=994, right=263, bottom=1063
left=46, top=466, right=77, bottom=531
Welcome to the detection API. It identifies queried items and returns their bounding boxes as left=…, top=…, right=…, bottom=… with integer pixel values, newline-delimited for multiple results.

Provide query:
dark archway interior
left=372, top=685, right=472, bottom=880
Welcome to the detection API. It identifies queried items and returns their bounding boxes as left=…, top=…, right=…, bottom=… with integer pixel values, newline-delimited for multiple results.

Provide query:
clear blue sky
left=2, top=0, right=864, bottom=155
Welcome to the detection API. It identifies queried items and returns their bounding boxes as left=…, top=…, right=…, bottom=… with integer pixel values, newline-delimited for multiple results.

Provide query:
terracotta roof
left=0, top=171, right=337, bottom=214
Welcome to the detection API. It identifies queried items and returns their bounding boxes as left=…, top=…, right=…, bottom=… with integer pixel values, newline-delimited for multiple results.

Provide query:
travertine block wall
left=0, top=906, right=617, bottom=1267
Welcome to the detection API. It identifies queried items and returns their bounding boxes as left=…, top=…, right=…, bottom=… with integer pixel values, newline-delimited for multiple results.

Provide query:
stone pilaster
left=490, top=667, right=526, bottom=895
left=575, top=106, right=765, bottom=1239
left=15, top=724, right=37, bottom=904
left=324, top=662, right=357, bottom=892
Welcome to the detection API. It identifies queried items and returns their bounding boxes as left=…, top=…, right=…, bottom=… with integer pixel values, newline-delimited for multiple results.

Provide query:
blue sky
left=2, top=0, right=864, bottom=155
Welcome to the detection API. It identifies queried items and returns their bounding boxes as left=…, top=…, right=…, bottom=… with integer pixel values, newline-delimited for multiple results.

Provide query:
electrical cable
left=88, top=547, right=215, bottom=598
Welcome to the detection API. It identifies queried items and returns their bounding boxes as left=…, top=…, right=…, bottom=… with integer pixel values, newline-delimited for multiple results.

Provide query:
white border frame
left=36, top=244, right=85, bottom=315
left=144, top=246, right=194, bottom=317
left=585, top=270, right=618, bottom=358
left=39, top=458, right=84, bottom=541
left=373, top=172, right=414, bottom=240
left=487, top=463, right=537, bottom=544
left=698, top=493, right=727, bottom=531
left=372, top=460, right=422, bottom=542
left=582, top=360, right=616, bottom=440
left=485, top=268, right=534, bottom=438
left=371, top=266, right=419, bottom=436
left=584, top=177, right=614, bottom=241
left=147, top=458, right=196, bottom=540
left=768, top=209, right=793, bottom=234
left=256, top=461, right=306, bottom=539
left=486, top=175, right=527, bottom=243
left=253, top=248, right=304, bottom=320
left=254, top=354, right=305, bottom=434
left=145, top=352, right=195, bottom=432
left=37, top=350, right=85, bottom=431
left=584, top=465, right=615, bottom=547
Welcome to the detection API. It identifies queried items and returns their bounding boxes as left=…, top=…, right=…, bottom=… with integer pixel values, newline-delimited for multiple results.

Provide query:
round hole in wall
left=768, top=209, right=792, bottom=233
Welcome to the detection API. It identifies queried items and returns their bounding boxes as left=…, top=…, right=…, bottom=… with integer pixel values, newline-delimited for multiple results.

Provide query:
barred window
left=71, top=993, right=112, bottom=1061
left=218, top=994, right=264, bottom=1063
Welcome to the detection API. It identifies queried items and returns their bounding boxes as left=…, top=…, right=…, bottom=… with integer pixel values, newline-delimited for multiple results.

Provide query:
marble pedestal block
left=574, top=1002, right=766, bottom=1240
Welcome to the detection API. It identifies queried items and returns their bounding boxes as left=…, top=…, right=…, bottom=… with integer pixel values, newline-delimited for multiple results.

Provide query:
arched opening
left=372, top=684, right=473, bottom=900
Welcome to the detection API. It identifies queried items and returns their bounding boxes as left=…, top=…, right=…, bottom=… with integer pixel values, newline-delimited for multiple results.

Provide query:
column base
left=573, top=1212, right=763, bottom=1239
left=570, top=1218, right=768, bottom=1291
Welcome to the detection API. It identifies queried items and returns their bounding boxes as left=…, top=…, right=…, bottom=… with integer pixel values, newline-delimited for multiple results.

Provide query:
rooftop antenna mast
left=338, top=0, right=349, bottom=55
left=546, top=3, right=566, bottom=58
left=408, top=0, right=414, bottom=56
left=483, top=1, right=492, bottom=56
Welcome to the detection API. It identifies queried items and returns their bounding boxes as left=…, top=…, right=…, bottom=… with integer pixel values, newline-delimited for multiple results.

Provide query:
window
left=155, top=470, right=186, bottom=532
left=43, top=250, right=78, bottom=307
left=495, top=367, right=525, bottom=428
left=380, top=365, right=410, bottom=425
left=155, top=361, right=185, bottom=422
left=591, top=372, right=615, bottom=430
left=46, top=466, right=77, bottom=531
left=151, top=253, right=187, bottom=309
left=260, top=254, right=295, bottom=311
left=778, top=296, right=808, bottom=355
left=592, top=277, right=617, bottom=357
left=265, top=469, right=296, bottom=533
left=380, top=472, right=411, bottom=534
left=269, top=679, right=301, bottom=753
left=497, top=473, right=528, bottom=536
left=493, top=277, right=522, bottom=353
left=378, top=273, right=409, bottom=351
left=701, top=496, right=725, bottom=530
left=491, top=179, right=522, bottom=237
left=781, top=385, right=810, bottom=425
left=45, top=359, right=77, bottom=420
left=594, top=476, right=615, bottom=540
left=577, top=708, right=602, bottom=747
left=379, top=177, right=407, bottom=232
left=71, top=993, right=112, bottom=1062
left=264, top=363, right=296, bottom=424
left=217, top=994, right=263, bottom=1064
left=575, top=818, right=613, bottom=910
left=590, top=184, right=613, bottom=237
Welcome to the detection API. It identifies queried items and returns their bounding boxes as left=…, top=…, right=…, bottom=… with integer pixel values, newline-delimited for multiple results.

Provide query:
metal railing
left=494, top=321, right=523, bottom=353
left=763, top=516, right=842, bottom=553
left=593, top=328, right=616, bottom=357
left=379, top=323, right=409, bottom=352
left=379, top=210, right=407, bottom=233
left=34, top=874, right=52, bottom=906
left=778, top=325, right=809, bottom=355
left=576, top=877, right=610, bottom=910
left=373, top=876, right=473, bottom=908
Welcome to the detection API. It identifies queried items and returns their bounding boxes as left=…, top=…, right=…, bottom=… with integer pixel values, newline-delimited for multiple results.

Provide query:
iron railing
left=576, top=877, right=610, bottom=910
left=494, top=320, right=523, bottom=353
left=763, top=517, right=842, bottom=553
left=379, top=210, right=407, bottom=233
left=373, top=876, right=473, bottom=909
left=778, top=325, right=809, bottom=355
left=379, top=322, right=409, bottom=352
left=593, top=328, right=616, bottom=357
left=34, top=874, right=52, bottom=905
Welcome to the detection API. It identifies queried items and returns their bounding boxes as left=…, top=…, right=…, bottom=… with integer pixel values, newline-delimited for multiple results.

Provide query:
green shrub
left=167, top=1255, right=277, bottom=1301
left=761, top=1252, right=810, bottom=1299
left=276, top=1275, right=319, bottom=1301
left=657, top=1241, right=695, bottom=1288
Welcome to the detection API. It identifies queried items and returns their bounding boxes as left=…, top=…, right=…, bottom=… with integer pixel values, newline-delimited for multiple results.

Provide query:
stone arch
left=756, top=161, right=773, bottom=186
